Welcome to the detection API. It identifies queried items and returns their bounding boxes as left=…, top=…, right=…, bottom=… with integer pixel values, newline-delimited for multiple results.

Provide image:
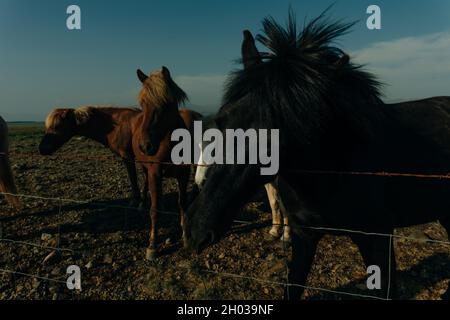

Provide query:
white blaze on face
left=194, top=141, right=209, bottom=188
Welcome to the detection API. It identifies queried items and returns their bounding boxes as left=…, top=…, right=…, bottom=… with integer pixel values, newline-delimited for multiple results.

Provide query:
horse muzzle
left=39, top=133, right=66, bottom=155
left=139, top=142, right=158, bottom=156
left=189, top=230, right=216, bottom=254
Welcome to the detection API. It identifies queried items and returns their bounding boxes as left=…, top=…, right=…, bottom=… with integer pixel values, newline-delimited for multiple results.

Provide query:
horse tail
left=0, top=118, right=20, bottom=208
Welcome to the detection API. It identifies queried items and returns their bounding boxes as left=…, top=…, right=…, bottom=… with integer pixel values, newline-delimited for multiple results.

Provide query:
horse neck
left=75, top=110, right=112, bottom=146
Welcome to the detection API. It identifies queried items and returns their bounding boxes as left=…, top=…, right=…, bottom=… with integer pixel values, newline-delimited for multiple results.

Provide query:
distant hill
left=7, top=121, right=44, bottom=126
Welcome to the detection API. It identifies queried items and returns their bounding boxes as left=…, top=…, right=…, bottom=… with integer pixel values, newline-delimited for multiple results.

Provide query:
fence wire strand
left=0, top=268, right=67, bottom=285
left=3, top=151, right=450, bottom=179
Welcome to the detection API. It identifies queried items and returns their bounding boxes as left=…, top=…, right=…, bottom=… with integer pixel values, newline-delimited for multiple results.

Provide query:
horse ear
left=242, top=30, right=262, bottom=69
left=161, top=66, right=171, bottom=80
left=137, top=69, right=148, bottom=83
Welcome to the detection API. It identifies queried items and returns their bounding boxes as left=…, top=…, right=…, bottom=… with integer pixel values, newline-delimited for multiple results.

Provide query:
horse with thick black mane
left=0, top=116, right=20, bottom=208
left=186, top=11, right=450, bottom=300
left=192, top=34, right=293, bottom=242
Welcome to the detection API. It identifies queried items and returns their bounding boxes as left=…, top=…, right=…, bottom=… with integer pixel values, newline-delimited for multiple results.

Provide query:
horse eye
left=152, top=113, right=159, bottom=125
left=152, top=110, right=164, bottom=124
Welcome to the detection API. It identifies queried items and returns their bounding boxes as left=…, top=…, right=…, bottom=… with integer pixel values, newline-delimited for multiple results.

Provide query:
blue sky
left=1, top=0, right=450, bottom=120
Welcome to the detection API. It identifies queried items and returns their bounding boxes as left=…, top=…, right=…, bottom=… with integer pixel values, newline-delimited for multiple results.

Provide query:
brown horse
left=40, top=106, right=143, bottom=205
left=0, top=116, right=20, bottom=208
left=39, top=106, right=201, bottom=211
left=133, top=66, right=192, bottom=260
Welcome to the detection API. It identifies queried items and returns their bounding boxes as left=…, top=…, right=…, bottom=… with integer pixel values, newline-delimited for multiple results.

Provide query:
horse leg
left=265, top=183, right=281, bottom=238
left=188, top=183, right=199, bottom=207
left=145, top=166, right=162, bottom=261
left=123, top=160, right=140, bottom=207
left=281, top=215, right=291, bottom=243
left=284, top=230, right=321, bottom=300
left=266, top=182, right=290, bottom=242
left=176, top=168, right=190, bottom=249
left=0, top=154, right=20, bottom=208
left=139, top=165, right=149, bottom=211
left=351, top=233, right=397, bottom=299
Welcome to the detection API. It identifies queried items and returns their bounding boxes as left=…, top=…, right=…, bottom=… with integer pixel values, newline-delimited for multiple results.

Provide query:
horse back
left=179, top=108, right=203, bottom=132
left=387, top=97, right=450, bottom=162
left=101, top=108, right=141, bottom=159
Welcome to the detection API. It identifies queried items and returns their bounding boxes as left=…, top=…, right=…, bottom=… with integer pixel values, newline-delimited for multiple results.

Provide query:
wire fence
left=1, top=190, right=449, bottom=300
left=1, top=151, right=450, bottom=300
left=4, top=151, right=450, bottom=178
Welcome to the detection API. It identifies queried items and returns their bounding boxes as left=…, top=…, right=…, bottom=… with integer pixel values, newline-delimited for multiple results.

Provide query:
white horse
left=193, top=119, right=290, bottom=242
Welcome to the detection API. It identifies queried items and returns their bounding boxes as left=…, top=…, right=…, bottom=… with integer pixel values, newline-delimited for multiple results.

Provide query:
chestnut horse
left=40, top=106, right=143, bottom=205
left=39, top=106, right=201, bottom=211
left=0, top=116, right=20, bottom=208
left=133, top=66, right=193, bottom=260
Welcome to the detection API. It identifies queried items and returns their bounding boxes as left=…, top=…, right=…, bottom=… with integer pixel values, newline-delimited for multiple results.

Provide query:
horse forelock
left=46, top=106, right=96, bottom=130
left=138, top=71, right=188, bottom=109
left=45, top=109, right=66, bottom=129
left=74, top=106, right=94, bottom=125
left=221, top=10, right=384, bottom=145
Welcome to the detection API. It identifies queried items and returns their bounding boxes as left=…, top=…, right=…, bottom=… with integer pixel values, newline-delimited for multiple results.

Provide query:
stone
left=41, top=233, right=53, bottom=241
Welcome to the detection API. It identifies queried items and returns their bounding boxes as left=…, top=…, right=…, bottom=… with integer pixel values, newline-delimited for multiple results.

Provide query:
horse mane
left=221, top=9, right=385, bottom=145
left=74, top=106, right=94, bottom=125
left=45, top=109, right=66, bottom=129
left=46, top=106, right=140, bottom=128
left=138, top=70, right=188, bottom=108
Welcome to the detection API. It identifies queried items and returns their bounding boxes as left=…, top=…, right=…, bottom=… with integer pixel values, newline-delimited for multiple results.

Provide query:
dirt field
left=0, top=123, right=449, bottom=300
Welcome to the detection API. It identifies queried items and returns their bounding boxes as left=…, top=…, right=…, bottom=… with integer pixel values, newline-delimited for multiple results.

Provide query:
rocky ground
left=0, top=123, right=449, bottom=300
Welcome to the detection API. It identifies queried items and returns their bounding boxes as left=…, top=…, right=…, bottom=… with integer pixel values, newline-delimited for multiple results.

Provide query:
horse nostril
left=139, top=143, right=147, bottom=154
left=139, top=141, right=157, bottom=156
left=147, top=144, right=157, bottom=155
left=195, top=230, right=216, bottom=253
left=39, top=145, right=50, bottom=155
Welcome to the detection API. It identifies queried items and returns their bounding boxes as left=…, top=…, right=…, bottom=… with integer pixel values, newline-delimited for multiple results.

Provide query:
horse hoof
left=145, top=248, right=157, bottom=261
left=269, top=228, right=280, bottom=238
left=280, top=235, right=291, bottom=243
left=182, top=237, right=189, bottom=249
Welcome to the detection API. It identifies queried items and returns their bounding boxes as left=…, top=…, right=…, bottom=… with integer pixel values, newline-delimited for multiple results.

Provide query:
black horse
left=186, top=11, right=450, bottom=300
